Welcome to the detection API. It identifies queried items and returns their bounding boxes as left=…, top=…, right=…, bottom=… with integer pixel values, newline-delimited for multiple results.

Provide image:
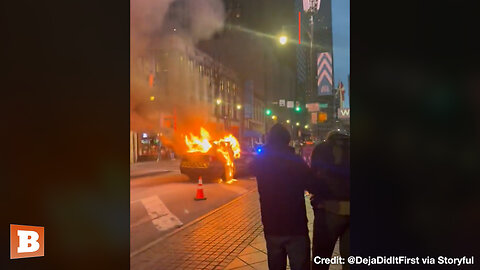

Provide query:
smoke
left=131, top=0, right=175, bottom=58
left=131, top=0, right=227, bottom=151
left=187, top=0, right=225, bottom=43
left=131, top=0, right=225, bottom=57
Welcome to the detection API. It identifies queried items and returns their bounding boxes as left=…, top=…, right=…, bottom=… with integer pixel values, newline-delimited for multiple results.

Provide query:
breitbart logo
left=10, top=224, right=44, bottom=259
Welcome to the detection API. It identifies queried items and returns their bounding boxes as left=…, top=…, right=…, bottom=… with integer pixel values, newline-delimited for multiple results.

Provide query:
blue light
left=256, top=147, right=263, bottom=153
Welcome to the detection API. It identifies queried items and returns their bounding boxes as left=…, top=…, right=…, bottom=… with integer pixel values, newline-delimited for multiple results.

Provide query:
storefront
left=137, top=132, right=161, bottom=162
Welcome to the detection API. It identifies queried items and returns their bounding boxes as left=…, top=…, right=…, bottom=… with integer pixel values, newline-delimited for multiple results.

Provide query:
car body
left=180, top=143, right=236, bottom=182
left=180, top=152, right=226, bottom=181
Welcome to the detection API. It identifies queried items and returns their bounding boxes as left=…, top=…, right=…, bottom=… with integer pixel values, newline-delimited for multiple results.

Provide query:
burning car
left=180, top=128, right=240, bottom=183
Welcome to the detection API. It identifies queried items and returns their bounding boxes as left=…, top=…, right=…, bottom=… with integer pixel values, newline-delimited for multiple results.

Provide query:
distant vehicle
left=233, top=150, right=256, bottom=177
left=253, top=144, right=264, bottom=154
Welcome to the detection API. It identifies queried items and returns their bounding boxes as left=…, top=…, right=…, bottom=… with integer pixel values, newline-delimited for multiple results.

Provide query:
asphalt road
left=130, top=172, right=258, bottom=254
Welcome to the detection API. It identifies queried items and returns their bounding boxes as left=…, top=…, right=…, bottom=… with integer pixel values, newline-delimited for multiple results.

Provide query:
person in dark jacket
left=251, top=124, right=314, bottom=270
left=310, top=129, right=350, bottom=270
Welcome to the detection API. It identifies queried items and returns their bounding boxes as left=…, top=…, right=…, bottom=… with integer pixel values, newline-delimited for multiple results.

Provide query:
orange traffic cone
left=194, top=176, right=207, bottom=200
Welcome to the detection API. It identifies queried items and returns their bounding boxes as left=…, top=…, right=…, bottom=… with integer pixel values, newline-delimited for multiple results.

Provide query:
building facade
left=130, top=44, right=242, bottom=163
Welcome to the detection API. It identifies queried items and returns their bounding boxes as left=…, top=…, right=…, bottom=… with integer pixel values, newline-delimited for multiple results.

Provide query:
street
left=130, top=160, right=258, bottom=254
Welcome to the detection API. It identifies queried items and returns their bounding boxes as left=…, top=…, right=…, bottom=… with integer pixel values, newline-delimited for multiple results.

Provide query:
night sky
left=332, top=0, right=350, bottom=107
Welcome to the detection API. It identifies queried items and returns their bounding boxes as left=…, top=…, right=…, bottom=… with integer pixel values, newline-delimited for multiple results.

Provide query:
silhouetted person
left=251, top=124, right=314, bottom=270
left=310, top=129, right=350, bottom=270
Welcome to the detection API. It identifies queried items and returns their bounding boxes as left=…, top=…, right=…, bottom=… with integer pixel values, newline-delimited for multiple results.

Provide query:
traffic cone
left=194, top=176, right=207, bottom=201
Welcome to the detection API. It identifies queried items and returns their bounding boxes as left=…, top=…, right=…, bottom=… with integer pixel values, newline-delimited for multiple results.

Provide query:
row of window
left=142, top=52, right=241, bottom=121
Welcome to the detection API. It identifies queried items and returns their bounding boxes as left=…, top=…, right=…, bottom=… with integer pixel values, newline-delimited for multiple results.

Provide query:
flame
left=185, top=127, right=241, bottom=183
left=219, top=134, right=241, bottom=159
left=185, top=128, right=212, bottom=153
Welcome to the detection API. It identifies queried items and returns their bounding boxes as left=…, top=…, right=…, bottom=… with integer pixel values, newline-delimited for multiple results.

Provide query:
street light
left=296, top=122, right=300, bottom=126
left=286, top=119, right=290, bottom=124
left=279, top=35, right=288, bottom=45
left=236, top=104, right=242, bottom=110
left=149, top=96, right=155, bottom=101
left=216, top=99, right=222, bottom=105
left=272, top=115, right=277, bottom=120
left=304, top=125, right=309, bottom=129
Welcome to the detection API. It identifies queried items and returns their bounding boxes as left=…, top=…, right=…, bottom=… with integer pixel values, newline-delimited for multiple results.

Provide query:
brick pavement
left=224, top=194, right=342, bottom=270
left=131, top=189, right=342, bottom=270
left=131, top=190, right=263, bottom=270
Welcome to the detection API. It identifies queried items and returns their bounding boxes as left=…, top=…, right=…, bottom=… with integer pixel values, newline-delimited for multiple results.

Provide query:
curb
left=130, top=173, right=189, bottom=188
left=130, top=187, right=258, bottom=258
left=130, top=170, right=170, bottom=179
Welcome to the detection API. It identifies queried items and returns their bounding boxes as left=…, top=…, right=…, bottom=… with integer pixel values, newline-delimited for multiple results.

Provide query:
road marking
left=140, top=196, right=183, bottom=231
left=130, top=215, right=153, bottom=229
left=130, top=188, right=257, bottom=258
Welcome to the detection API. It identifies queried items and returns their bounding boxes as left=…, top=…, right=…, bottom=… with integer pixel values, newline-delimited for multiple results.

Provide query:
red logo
left=10, top=224, right=44, bottom=259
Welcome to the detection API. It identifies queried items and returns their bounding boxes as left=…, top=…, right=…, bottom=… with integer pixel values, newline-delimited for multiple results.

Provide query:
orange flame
left=185, top=128, right=212, bottom=153
left=185, top=127, right=241, bottom=183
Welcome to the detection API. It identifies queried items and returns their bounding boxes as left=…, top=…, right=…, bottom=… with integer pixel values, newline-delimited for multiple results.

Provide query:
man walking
left=251, top=124, right=314, bottom=270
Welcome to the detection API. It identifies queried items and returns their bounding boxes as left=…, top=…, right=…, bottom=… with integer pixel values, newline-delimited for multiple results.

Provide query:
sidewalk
left=130, top=189, right=341, bottom=270
left=223, top=194, right=341, bottom=270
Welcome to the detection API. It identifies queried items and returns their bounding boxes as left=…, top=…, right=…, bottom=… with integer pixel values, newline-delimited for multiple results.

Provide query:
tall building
left=299, top=0, right=335, bottom=139
left=295, top=0, right=308, bottom=90
left=198, top=0, right=299, bottom=147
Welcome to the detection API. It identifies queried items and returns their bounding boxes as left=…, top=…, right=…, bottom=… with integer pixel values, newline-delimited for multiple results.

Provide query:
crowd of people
left=251, top=124, right=350, bottom=270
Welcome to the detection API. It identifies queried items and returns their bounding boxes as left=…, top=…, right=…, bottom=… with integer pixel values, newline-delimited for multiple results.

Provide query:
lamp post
left=276, top=26, right=300, bottom=140
left=277, top=1, right=320, bottom=140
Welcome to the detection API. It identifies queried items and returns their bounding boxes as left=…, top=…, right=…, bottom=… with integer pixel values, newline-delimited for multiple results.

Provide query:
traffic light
left=295, top=106, right=301, bottom=112
left=265, top=109, right=272, bottom=115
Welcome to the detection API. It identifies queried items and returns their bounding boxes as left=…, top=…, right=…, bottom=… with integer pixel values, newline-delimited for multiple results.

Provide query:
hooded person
left=310, top=129, right=350, bottom=270
left=251, top=124, right=315, bottom=270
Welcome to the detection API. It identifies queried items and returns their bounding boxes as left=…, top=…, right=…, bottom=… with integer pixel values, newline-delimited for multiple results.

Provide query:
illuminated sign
left=311, top=112, right=317, bottom=124
left=306, top=103, right=319, bottom=112
left=303, top=0, right=321, bottom=12
left=317, top=52, right=333, bottom=96
left=338, top=108, right=350, bottom=119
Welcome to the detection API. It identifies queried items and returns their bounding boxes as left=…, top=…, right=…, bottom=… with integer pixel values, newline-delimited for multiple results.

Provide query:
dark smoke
left=131, top=0, right=227, bottom=151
